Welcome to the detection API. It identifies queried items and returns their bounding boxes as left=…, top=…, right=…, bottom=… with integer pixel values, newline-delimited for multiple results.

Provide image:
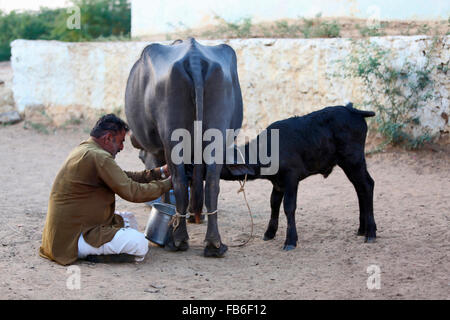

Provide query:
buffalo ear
left=227, top=164, right=255, bottom=176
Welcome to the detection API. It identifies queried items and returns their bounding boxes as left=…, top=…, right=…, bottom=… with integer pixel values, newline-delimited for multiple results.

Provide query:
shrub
left=0, top=8, right=64, bottom=60
left=299, top=14, right=340, bottom=38
left=0, top=0, right=131, bottom=61
left=337, top=38, right=440, bottom=150
left=356, top=22, right=388, bottom=37
left=209, top=15, right=253, bottom=38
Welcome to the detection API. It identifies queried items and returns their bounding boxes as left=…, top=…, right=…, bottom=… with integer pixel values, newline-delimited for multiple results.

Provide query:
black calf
left=221, top=103, right=377, bottom=250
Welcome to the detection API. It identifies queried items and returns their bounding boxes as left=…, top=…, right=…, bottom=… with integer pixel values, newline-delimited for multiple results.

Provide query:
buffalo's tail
left=188, top=47, right=204, bottom=124
left=186, top=41, right=206, bottom=215
left=186, top=44, right=205, bottom=170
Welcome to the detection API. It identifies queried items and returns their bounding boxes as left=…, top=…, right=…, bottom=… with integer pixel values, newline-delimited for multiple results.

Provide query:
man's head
left=90, top=114, right=130, bottom=158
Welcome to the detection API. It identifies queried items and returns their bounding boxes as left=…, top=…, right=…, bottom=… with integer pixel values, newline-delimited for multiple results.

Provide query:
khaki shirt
left=39, top=137, right=172, bottom=265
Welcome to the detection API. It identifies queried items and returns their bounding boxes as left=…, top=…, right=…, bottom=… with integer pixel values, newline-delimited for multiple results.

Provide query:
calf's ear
left=226, top=164, right=255, bottom=176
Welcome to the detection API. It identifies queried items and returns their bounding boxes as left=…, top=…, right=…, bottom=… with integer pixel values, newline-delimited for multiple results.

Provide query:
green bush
left=0, top=8, right=63, bottom=60
left=208, top=15, right=253, bottom=38
left=356, top=22, right=388, bottom=37
left=199, top=14, right=340, bottom=39
left=0, top=0, right=131, bottom=61
left=299, top=15, right=340, bottom=38
left=51, top=0, right=131, bottom=41
left=337, top=38, right=440, bottom=150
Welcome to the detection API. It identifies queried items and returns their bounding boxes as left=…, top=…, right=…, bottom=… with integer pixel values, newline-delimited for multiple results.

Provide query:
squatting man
left=39, top=114, right=172, bottom=265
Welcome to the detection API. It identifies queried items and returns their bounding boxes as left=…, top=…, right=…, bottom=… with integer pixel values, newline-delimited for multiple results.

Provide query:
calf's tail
left=345, top=102, right=375, bottom=118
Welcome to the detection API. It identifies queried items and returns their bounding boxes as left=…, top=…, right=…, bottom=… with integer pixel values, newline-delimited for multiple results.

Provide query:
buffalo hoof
left=357, top=229, right=365, bottom=236
left=365, top=237, right=376, bottom=243
left=163, top=241, right=178, bottom=252
left=263, top=232, right=276, bottom=241
left=164, top=240, right=189, bottom=252
left=204, top=243, right=228, bottom=258
left=177, top=240, right=190, bottom=251
left=188, top=213, right=205, bottom=224
left=283, top=244, right=296, bottom=251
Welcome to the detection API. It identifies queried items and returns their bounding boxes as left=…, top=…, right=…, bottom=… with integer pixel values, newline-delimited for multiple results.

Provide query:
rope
left=167, top=145, right=254, bottom=247
left=168, top=211, right=190, bottom=231
left=205, top=210, right=218, bottom=215
left=229, top=147, right=254, bottom=248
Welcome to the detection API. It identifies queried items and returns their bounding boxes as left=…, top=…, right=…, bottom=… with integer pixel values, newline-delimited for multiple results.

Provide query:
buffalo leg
left=203, top=163, right=228, bottom=257
left=187, top=164, right=205, bottom=224
left=339, top=160, right=377, bottom=242
left=263, top=187, right=284, bottom=240
left=165, top=164, right=190, bottom=251
left=139, top=150, right=172, bottom=204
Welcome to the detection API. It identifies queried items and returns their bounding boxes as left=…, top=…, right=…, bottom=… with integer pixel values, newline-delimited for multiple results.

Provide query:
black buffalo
left=221, top=103, right=377, bottom=250
left=125, top=38, right=243, bottom=257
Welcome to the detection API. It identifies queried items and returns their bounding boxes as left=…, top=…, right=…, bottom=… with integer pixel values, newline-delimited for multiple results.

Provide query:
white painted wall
left=11, top=36, right=449, bottom=137
left=131, top=0, right=450, bottom=37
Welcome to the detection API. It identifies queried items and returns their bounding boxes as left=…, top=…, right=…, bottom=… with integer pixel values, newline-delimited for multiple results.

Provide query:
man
left=39, top=114, right=172, bottom=265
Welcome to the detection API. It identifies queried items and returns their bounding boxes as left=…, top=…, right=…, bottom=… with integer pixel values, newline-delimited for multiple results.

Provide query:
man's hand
left=161, top=164, right=170, bottom=178
left=162, top=165, right=173, bottom=190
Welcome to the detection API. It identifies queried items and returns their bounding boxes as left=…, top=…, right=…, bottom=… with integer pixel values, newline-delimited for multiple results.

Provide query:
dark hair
left=90, top=114, right=129, bottom=138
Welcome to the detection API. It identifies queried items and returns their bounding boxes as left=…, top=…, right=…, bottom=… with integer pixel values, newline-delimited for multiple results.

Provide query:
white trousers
left=77, top=211, right=148, bottom=262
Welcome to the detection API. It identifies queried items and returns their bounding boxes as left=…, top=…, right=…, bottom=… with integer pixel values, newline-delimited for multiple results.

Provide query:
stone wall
left=0, top=62, right=21, bottom=124
left=10, top=36, right=449, bottom=137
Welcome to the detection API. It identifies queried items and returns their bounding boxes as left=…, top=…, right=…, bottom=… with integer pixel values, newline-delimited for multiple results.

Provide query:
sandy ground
left=0, top=122, right=448, bottom=300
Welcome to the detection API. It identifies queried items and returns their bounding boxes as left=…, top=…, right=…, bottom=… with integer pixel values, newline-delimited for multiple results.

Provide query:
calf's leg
left=339, top=160, right=376, bottom=243
left=282, top=181, right=299, bottom=250
left=263, top=187, right=283, bottom=240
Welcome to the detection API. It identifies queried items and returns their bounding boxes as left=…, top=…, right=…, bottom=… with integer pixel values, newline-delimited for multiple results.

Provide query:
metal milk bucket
left=144, top=203, right=176, bottom=245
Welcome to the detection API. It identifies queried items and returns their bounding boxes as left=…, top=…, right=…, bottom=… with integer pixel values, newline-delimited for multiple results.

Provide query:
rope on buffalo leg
left=168, top=211, right=190, bottom=231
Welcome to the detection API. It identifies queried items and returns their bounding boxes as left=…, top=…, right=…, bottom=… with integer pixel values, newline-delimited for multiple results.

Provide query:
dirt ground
left=0, top=122, right=448, bottom=300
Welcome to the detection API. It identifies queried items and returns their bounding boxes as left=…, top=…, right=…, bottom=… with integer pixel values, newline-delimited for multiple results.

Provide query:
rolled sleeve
left=96, top=156, right=169, bottom=203
left=124, top=168, right=162, bottom=183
